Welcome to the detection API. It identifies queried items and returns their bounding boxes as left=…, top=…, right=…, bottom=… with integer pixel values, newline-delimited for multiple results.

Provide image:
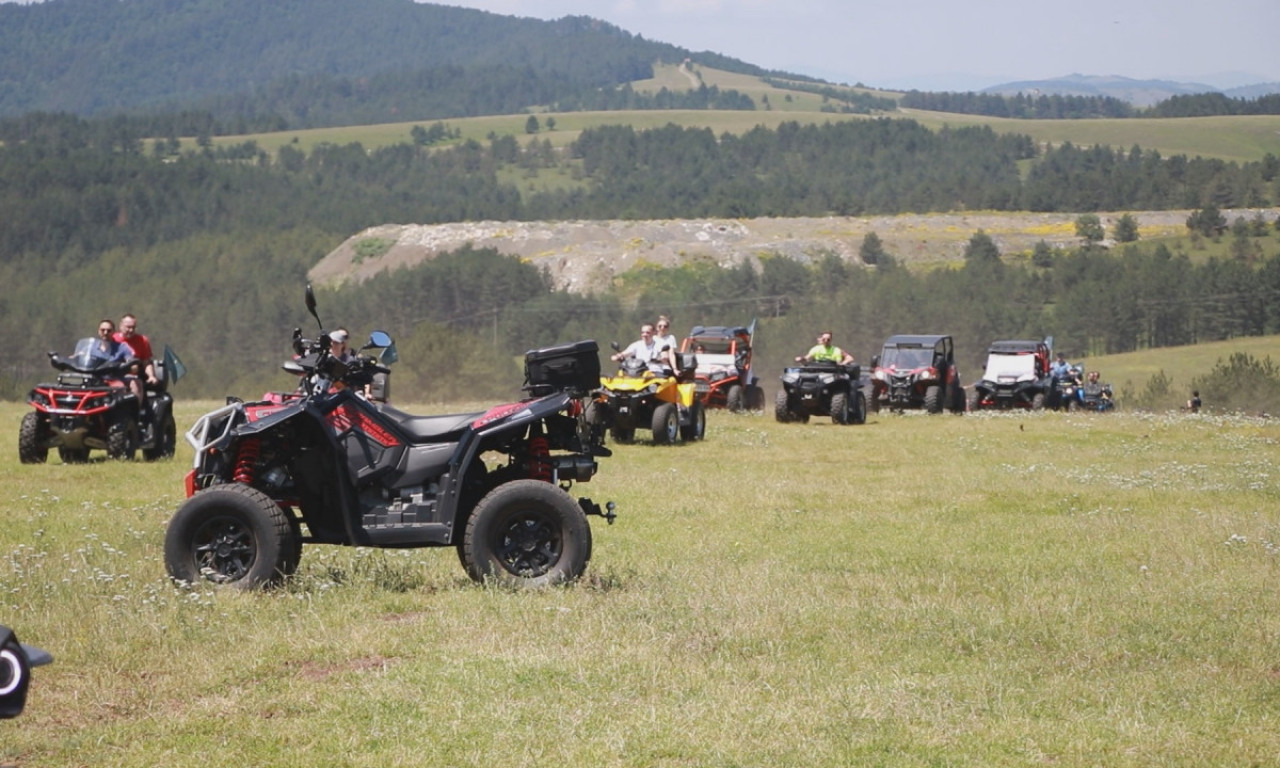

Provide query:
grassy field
left=208, top=65, right=1280, bottom=164
left=1077, top=334, right=1280, bottom=411
left=3, top=395, right=1278, bottom=766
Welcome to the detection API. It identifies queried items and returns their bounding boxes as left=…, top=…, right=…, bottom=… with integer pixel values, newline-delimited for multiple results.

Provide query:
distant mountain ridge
left=0, top=0, right=785, bottom=121
left=982, top=74, right=1280, bottom=107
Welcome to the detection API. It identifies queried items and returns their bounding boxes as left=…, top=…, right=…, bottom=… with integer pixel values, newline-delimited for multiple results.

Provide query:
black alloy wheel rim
left=192, top=515, right=256, bottom=582
left=493, top=511, right=561, bottom=577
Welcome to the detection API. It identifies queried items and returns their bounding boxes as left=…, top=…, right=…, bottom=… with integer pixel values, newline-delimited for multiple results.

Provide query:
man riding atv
left=591, top=325, right=705, bottom=444
left=776, top=330, right=866, bottom=425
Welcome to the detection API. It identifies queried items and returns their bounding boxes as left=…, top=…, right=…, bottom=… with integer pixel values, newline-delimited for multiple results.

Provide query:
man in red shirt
left=114, top=313, right=158, bottom=414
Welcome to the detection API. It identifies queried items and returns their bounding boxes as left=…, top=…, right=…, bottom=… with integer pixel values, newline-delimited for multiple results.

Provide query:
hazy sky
left=433, top=0, right=1280, bottom=91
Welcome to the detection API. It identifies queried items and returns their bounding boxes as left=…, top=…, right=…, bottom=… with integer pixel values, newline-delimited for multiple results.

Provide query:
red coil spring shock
left=233, top=437, right=262, bottom=485
left=528, top=435, right=552, bottom=483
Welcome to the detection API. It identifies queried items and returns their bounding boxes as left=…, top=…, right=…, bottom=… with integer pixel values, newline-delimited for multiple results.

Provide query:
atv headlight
left=819, top=373, right=836, bottom=385
left=782, top=372, right=799, bottom=384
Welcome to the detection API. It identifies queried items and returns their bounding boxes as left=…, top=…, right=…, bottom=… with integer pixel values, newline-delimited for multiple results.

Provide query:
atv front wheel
left=726, top=384, right=745, bottom=413
left=680, top=401, right=706, bottom=441
left=1031, top=392, right=1046, bottom=411
left=164, top=484, right=293, bottom=589
left=774, top=389, right=792, bottom=423
left=830, top=391, right=849, bottom=424
left=18, top=412, right=48, bottom=464
left=461, top=479, right=591, bottom=587
left=924, top=385, right=943, bottom=414
left=652, top=402, right=679, bottom=444
left=107, top=420, right=136, bottom=461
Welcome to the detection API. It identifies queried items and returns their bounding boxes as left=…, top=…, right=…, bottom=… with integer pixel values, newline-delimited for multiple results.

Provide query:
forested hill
left=0, top=0, right=784, bottom=127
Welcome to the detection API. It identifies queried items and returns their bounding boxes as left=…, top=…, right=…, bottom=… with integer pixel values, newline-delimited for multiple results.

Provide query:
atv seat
left=375, top=403, right=484, bottom=442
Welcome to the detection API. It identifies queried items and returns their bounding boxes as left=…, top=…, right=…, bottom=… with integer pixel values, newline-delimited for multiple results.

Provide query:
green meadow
left=209, top=64, right=1280, bottom=164
left=3, top=390, right=1278, bottom=766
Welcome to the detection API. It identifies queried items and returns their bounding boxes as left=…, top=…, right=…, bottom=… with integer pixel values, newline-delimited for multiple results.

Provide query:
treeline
left=899, top=89, right=1280, bottom=120
left=900, top=91, right=1135, bottom=119
left=1144, top=92, right=1280, bottom=118
left=12, top=226, right=1280, bottom=404
left=3, top=113, right=1280, bottom=401
left=3, top=113, right=1275, bottom=274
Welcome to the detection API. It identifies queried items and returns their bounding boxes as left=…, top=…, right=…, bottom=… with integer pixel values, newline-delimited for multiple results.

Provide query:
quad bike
left=1069, top=378, right=1115, bottom=412
left=680, top=321, right=764, bottom=412
left=775, top=361, right=866, bottom=424
left=1053, top=365, right=1085, bottom=411
left=590, top=348, right=705, bottom=445
left=869, top=334, right=965, bottom=414
left=0, top=624, right=53, bottom=720
left=968, top=339, right=1057, bottom=411
left=163, top=286, right=616, bottom=590
left=20, top=339, right=182, bottom=463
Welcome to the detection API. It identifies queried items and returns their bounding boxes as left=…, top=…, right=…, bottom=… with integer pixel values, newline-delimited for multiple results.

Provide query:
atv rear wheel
left=966, top=388, right=980, bottom=412
left=680, top=401, right=706, bottom=441
left=461, top=479, right=590, bottom=587
left=18, top=412, right=48, bottom=464
left=830, top=391, right=849, bottom=424
left=924, top=385, right=943, bottom=414
left=774, top=389, right=792, bottom=423
left=652, top=402, right=679, bottom=444
left=726, top=384, right=745, bottom=413
left=143, top=412, right=177, bottom=461
left=164, top=484, right=293, bottom=589
left=1031, top=392, right=1046, bottom=411
left=852, top=391, right=867, bottom=425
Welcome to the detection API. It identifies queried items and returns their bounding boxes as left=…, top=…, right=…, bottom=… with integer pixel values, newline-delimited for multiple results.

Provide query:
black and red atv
left=20, top=339, right=181, bottom=463
left=164, top=286, right=615, bottom=589
left=869, top=334, right=966, bottom=414
left=679, top=321, right=764, bottom=412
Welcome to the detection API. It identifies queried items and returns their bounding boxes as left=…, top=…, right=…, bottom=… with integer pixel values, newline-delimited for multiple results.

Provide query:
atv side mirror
left=366, top=330, right=393, bottom=349
left=610, top=341, right=621, bottom=352
left=870, top=355, right=879, bottom=368
left=304, top=284, right=322, bottom=329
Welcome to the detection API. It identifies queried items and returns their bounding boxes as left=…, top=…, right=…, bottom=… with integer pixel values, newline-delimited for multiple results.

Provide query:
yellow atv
left=589, top=350, right=705, bottom=445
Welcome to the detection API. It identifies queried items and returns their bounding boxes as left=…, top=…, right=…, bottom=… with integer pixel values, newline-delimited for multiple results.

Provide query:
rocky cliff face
left=308, top=211, right=1211, bottom=294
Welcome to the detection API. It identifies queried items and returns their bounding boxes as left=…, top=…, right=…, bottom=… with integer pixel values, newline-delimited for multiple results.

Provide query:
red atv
left=679, top=321, right=764, bottom=412
left=164, top=286, right=615, bottom=589
left=20, top=339, right=180, bottom=463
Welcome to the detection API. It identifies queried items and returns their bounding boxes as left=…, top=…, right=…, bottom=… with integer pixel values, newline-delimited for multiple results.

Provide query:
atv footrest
left=361, top=521, right=452, bottom=546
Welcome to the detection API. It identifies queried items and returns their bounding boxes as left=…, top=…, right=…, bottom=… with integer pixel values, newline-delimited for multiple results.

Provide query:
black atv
left=775, top=361, right=866, bottom=425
